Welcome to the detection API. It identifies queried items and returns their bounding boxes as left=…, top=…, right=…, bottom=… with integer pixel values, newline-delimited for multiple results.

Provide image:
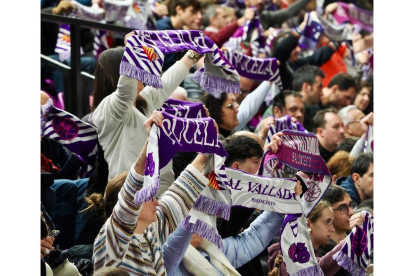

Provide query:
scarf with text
left=223, top=48, right=283, bottom=89
left=333, top=211, right=374, bottom=276
left=121, top=30, right=240, bottom=94
left=41, top=99, right=98, bottom=178
left=280, top=213, right=324, bottom=276
left=364, top=125, right=373, bottom=153
left=332, top=2, right=373, bottom=32
left=158, top=98, right=207, bottom=119
left=259, top=130, right=332, bottom=216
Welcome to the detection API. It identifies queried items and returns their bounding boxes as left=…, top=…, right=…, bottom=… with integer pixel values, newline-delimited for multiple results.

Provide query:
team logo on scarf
left=41, top=99, right=98, bottom=177
left=333, top=211, right=374, bottom=276
left=121, top=30, right=240, bottom=95
left=139, top=46, right=159, bottom=62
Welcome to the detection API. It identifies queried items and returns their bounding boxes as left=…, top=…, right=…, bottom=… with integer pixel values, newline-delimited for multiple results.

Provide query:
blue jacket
left=337, top=175, right=361, bottom=205
left=161, top=211, right=284, bottom=276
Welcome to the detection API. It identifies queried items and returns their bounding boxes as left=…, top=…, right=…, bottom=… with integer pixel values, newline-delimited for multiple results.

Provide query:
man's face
left=331, top=193, right=355, bottom=233
left=245, top=0, right=264, bottom=11
left=357, top=163, right=374, bottom=199
left=331, top=86, right=357, bottom=110
left=344, top=109, right=365, bottom=137
left=212, top=7, right=228, bottom=29
left=308, top=75, right=323, bottom=105
left=182, top=6, right=202, bottom=29
left=238, top=156, right=262, bottom=174
left=282, top=95, right=305, bottom=125
left=319, top=112, right=345, bottom=149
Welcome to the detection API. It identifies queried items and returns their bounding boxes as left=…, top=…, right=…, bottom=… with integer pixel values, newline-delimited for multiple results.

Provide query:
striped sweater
left=93, top=163, right=208, bottom=275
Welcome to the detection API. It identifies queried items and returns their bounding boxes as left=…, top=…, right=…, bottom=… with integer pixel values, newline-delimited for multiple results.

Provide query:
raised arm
left=261, top=0, right=311, bottom=28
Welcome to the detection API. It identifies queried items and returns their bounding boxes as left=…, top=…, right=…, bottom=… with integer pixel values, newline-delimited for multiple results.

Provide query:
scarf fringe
left=133, top=178, right=160, bottom=204
left=200, top=74, right=240, bottom=95
left=180, top=216, right=223, bottom=250
left=333, top=250, right=365, bottom=276
left=120, top=61, right=163, bottom=88
left=290, top=265, right=324, bottom=276
left=193, top=194, right=230, bottom=220
left=192, top=69, right=204, bottom=83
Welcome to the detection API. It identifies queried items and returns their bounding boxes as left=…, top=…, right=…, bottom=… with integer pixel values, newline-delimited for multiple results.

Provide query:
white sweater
left=92, top=61, right=189, bottom=194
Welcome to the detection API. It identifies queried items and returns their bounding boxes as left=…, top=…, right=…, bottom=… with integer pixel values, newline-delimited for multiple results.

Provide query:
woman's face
left=138, top=198, right=159, bottom=223
left=354, top=87, right=371, bottom=111
left=219, top=94, right=239, bottom=131
left=308, top=207, right=335, bottom=249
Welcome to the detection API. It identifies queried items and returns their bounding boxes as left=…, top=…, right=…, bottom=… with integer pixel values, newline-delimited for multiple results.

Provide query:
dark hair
left=272, top=90, right=302, bottom=111
left=41, top=213, right=49, bottom=240
left=82, top=171, right=129, bottom=221
left=202, top=93, right=227, bottom=126
left=270, top=29, right=292, bottom=56
left=292, top=65, right=325, bottom=91
left=337, top=137, right=359, bottom=152
left=168, top=0, right=202, bottom=16
left=223, top=135, right=263, bottom=167
left=350, top=153, right=373, bottom=177
left=327, top=73, right=357, bottom=91
left=92, top=47, right=124, bottom=111
left=312, top=107, right=338, bottom=132
left=323, top=184, right=348, bottom=205
left=92, top=267, right=130, bottom=276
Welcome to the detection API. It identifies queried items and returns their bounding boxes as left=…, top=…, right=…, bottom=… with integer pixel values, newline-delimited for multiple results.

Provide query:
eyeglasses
left=332, top=202, right=358, bottom=215
left=225, top=103, right=236, bottom=110
left=347, top=119, right=362, bottom=125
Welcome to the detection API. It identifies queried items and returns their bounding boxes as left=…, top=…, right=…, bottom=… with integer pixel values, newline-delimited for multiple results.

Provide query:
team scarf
left=158, top=98, right=207, bottom=119
left=332, top=2, right=373, bottom=33
left=259, top=130, right=332, bottom=216
left=41, top=99, right=98, bottom=178
left=123, top=0, right=152, bottom=30
left=102, top=0, right=131, bottom=22
left=93, top=29, right=111, bottom=59
left=121, top=30, right=240, bottom=95
left=134, top=111, right=228, bottom=203
left=224, top=168, right=301, bottom=214
left=264, top=28, right=284, bottom=57
left=364, top=125, right=373, bottom=153
left=280, top=213, right=324, bottom=276
left=333, top=211, right=374, bottom=276
left=264, top=83, right=281, bottom=106
left=298, top=12, right=324, bottom=51
left=223, top=48, right=283, bottom=89
left=265, top=115, right=307, bottom=145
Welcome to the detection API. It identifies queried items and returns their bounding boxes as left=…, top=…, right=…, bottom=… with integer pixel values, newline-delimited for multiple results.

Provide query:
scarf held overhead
left=332, top=2, right=373, bottom=32
left=158, top=98, right=207, bottom=119
left=121, top=30, right=240, bottom=94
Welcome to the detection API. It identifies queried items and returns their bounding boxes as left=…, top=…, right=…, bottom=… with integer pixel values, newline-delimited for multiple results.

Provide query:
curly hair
left=202, top=93, right=227, bottom=126
left=222, top=135, right=263, bottom=167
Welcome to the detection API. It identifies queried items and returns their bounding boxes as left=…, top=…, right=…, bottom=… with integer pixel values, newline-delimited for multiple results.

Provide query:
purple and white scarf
left=298, top=12, right=324, bottom=51
left=123, top=0, right=152, bottom=30
left=102, top=0, right=131, bottom=22
left=333, top=211, right=374, bottom=276
left=364, top=125, right=373, bottom=153
left=93, top=29, right=110, bottom=59
left=332, top=2, right=373, bottom=33
left=54, top=24, right=84, bottom=62
left=280, top=213, right=324, bottom=276
left=250, top=12, right=266, bottom=58
left=70, top=1, right=105, bottom=21
left=265, top=28, right=284, bottom=57
left=259, top=130, right=332, bottom=216
left=223, top=48, right=283, bottom=89
left=225, top=168, right=301, bottom=214
left=158, top=98, right=207, bottom=119
left=317, top=13, right=352, bottom=42
left=121, top=30, right=240, bottom=94
left=41, top=99, right=98, bottom=177
left=265, top=115, right=307, bottom=145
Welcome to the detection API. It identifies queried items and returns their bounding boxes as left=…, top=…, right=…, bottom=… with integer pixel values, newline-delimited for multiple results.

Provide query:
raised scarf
left=121, top=30, right=240, bottom=94
left=182, top=239, right=240, bottom=276
left=333, top=211, right=374, bottom=276
left=364, top=125, right=373, bottom=153
left=41, top=99, right=98, bottom=178
left=158, top=98, right=207, bottom=119
left=102, top=0, right=131, bottom=22
left=223, top=48, right=283, bottom=89
left=265, top=115, right=307, bottom=145
left=123, top=0, right=152, bottom=30
left=298, top=12, right=324, bottom=51
left=332, top=2, right=373, bottom=32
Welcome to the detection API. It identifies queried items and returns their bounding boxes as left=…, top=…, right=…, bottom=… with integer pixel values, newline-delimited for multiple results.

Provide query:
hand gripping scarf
left=222, top=48, right=283, bottom=89
left=364, top=125, right=373, bottom=153
left=121, top=30, right=240, bottom=94
left=41, top=99, right=98, bottom=178
left=332, top=2, right=373, bottom=33
left=298, top=12, right=324, bottom=51
left=333, top=211, right=374, bottom=276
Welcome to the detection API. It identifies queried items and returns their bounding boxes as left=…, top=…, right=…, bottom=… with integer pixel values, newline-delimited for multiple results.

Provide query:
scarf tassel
left=180, top=216, right=223, bottom=250
left=193, top=194, right=230, bottom=220
left=133, top=178, right=160, bottom=204
left=290, top=265, right=324, bottom=276
left=120, top=61, right=163, bottom=89
left=333, top=251, right=365, bottom=276
left=200, top=74, right=241, bottom=96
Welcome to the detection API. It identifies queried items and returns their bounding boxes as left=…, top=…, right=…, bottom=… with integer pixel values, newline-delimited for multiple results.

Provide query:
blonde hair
left=307, top=200, right=332, bottom=223
left=327, top=151, right=354, bottom=181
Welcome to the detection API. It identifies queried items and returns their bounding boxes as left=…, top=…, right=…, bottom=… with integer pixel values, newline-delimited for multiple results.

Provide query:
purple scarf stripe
left=193, top=194, right=231, bottom=220
left=200, top=73, right=240, bottom=94
left=134, top=178, right=160, bottom=204
left=120, top=60, right=163, bottom=88
left=180, top=216, right=224, bottom=249
left=332, top=2, right=373, bottom=32
left=291, top=265, right=324, bottom=276
left=333, top=251, right=365, bottom=276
